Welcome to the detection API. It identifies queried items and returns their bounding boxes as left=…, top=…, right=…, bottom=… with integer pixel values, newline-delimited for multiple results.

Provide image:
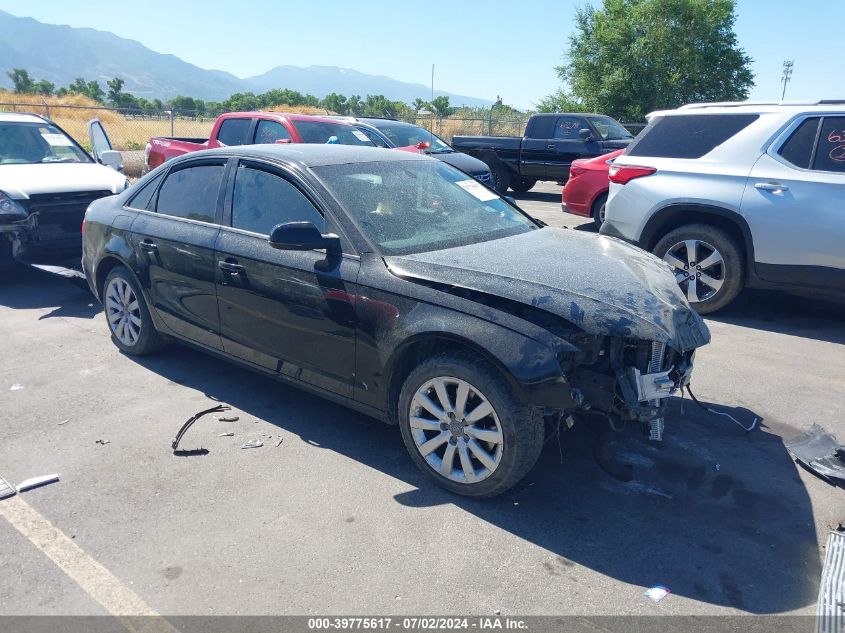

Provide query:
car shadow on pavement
left=708, top=289, right=845, bottom=346
left=511, top=190, right=561, bottom=204
left=131, top=346, right=821, bottom=615
left=0, top=264, right=100, bottom=320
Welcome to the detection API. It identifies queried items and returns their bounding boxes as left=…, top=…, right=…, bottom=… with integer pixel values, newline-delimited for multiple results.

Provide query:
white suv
left=601, top=101, right=845, bottom=313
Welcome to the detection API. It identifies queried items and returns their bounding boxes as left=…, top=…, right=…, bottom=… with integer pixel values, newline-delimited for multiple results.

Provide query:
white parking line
left=0, top=495, right=177, bottom=632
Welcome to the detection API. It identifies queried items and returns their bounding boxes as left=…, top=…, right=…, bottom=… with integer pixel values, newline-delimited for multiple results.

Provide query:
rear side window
left=627, top=114, right=759, bottom=159
left=525, top=116, right=556, bottom=139
left=813, top=117, right=845, bottom=173
left=777, top=118, right=821, bottom=169
left=127, top=171, right=164, bottom=211
left=553, top=117, right=585, bottom=140
left=156, top=164, right=224, bottom=223
left=231, top=165, right=325, bottom=235
left=217, top=119, right=252, bottom=146
left=255, top=120, right=291, bottom=144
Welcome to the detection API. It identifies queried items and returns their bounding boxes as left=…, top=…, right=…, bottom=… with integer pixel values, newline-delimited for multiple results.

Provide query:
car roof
left=357, top=117, right=417, bottom=128
left=0, top=112, right=47, bottom=124
left=183, top=144, right=430, bottom=167
left=219, top=111, right=346, bottom=123
left=653, top=101, right=845, bottom=116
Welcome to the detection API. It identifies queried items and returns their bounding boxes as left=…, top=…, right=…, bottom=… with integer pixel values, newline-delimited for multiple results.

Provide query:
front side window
left=232, top=165, right=325, bottom=235
left=255, top=120, right=291, bottom=144
left=217, top=119, right=252, bottom=146
left=627, top=114, right=759, bottom=159
left=374, top=124, right=452, bottom=153
left=128, top=171, right=165, bottom=211
left=553, top=117, right=585, bottom=140
left=314, top=159, right=536, bottom=256
left=156, top=164, right=224, bottom=223
left=587, top=116, right=634, bottom=141
left=777, top=117, right=820, bottom=169
left=0, top=122, right=91, bottom=164
left=813, top=117, right=845, bottom=173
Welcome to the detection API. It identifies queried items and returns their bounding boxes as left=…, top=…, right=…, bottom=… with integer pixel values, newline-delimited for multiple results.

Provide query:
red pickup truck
left=144, top=112, right=375, bottom=171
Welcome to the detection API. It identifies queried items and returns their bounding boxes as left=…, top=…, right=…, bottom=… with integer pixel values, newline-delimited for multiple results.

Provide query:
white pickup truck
left=0, top=112, right=127, bottom=268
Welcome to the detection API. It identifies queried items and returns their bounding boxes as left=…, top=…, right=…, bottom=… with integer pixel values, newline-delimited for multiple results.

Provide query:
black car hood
left=431, top=150, right=491, bottom=176
left=385, top=228, right=710, bottom=352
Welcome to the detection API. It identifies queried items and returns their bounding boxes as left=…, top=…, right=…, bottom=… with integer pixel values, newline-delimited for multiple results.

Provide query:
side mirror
left=269, top=221, right=341, bottom=255
left=579, top=128, right=594, bottom=142
left=99, top=149, right=123, bottom=169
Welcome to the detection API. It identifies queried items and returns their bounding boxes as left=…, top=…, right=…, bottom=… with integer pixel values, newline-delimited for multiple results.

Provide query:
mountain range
left=0, top=10, right=491, bottom=107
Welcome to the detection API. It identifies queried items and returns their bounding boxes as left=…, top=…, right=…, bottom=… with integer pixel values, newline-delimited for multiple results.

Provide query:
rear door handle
left=755, top=182, right=789, bottom=193
left=139, top=240, right=157, bottom=252
left=547, top=143, right=555, bottom=149
left=218, top=261, right=245, bottom=274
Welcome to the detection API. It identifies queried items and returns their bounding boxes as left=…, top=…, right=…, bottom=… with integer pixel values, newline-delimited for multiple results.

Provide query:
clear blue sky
left=0, top=0, right=840, bottom=109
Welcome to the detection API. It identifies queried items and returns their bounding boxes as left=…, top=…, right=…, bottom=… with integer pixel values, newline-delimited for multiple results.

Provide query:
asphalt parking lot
left=2, top=181, right=844, bottom=618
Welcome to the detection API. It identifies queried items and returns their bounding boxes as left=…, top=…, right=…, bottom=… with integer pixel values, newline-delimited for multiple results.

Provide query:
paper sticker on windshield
left=455, top=179, right=498, bottom=201
left=352, top=130, right=370, bottom=142
left=40, top=133, right=74, bottom=147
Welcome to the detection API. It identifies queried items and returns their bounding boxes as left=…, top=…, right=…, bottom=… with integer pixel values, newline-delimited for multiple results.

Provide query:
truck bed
left=451, top=135, right=522, bottom=151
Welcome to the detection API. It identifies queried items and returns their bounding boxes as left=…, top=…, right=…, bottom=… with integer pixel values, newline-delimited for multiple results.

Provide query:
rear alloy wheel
left=653, top=224, right=744, bottom=314
left=103, top=266, right=164, bottom=355
left=398, top=352, right=543, bottom=497
left=509, top=178, right=536, bottom=193
left=591, top=193, right=608, bottom=230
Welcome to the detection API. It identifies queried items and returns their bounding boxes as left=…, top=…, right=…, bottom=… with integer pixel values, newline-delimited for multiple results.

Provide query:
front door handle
left=547, top=143, right=555, bottom=149
left=755, top=182, right=789, bottom=193
left=218, top=261, right=245, bottom=274
left=139, top=240, right=157, bottom=252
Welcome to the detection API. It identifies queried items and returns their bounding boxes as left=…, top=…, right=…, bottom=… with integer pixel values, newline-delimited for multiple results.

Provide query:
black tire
left=509, top=178, right=536, bottom=193
left=398, top=351, right=544, bottom=498
left=591, top=192, right=608, bottom=230
left=652, top=223, right=745, bottom=314
left=489, top=164, right=511, bottom=194
left=102, top=266, right=165, bottom=355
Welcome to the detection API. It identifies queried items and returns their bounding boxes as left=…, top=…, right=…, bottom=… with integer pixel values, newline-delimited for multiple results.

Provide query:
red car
left=561, top=149, right=623, bottom=229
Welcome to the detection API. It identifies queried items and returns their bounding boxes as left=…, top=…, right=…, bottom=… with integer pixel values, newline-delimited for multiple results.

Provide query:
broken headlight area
left=562, top=336, right=695, bottom=441
left=0, top=191, right=30, bottom=230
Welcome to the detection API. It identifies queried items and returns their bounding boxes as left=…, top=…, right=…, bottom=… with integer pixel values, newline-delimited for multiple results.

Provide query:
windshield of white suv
left=0, top=122, right=92, bottom=165
left=587, top=116, right=634, bottom=141
left=314, top=159, right=537, bottom=255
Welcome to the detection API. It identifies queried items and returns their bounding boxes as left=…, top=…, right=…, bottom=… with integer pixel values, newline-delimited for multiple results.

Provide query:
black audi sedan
left=82, top=145, right=709, bottom=497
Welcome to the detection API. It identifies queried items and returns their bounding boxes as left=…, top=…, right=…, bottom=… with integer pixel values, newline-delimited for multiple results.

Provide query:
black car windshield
left=374, top=124, right=453, bottom=153
left=0, top=122, right=91, bottom=165
left=314, top=159, right=537, bottom=256
left=290, top=121, right=375, bottom=147
left=587, top=116, right=633, bottom=141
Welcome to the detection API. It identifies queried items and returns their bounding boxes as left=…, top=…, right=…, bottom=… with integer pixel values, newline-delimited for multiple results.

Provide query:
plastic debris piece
left=218, top=432, right=234, bottom=437
left=242, top=440, right=263, bottom=449
left=172, top=404, right=230, bottom=451
left=786, top=424, right=845, bottom=485
left=10, top=384, right=24, bottom=391
left=217, top=416, right=239, bottom=422
left=0, top=474, right=15, bottom=500
left=17, top=474, right=59, bottom=492
left=275, top=437, right=284, bottom=447
left=645, top=585, right=670, bottom=602
left=57, top=419, right=70, bottom=426
left=95, top=439, right=110, bottom=445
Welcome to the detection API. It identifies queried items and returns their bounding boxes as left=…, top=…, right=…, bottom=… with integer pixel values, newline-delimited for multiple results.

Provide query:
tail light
left=569, top=162, right=587, bottom=178
left=609, top=164, right=657, bottom=184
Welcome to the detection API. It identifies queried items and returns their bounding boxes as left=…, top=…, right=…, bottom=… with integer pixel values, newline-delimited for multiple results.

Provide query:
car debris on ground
left=94, top=439, right=110, bottom=445
left=817, top=528, right=845, bottom=633
left=218, top=432, right=234, bottom=437
left=217, top=415, right=239, bottom=422
left=241, top=440, right=263, bottom=449
left=0, top=475, right=15, bottom=500
left=171, top=404, right=230, bottom=452
left=786, top=424, right=845, bottom=487
left=275, top=437, right=284, bottom=447
left=16, top=474, right=60, bottom=492
left=644, top=585, right=671, bottom=602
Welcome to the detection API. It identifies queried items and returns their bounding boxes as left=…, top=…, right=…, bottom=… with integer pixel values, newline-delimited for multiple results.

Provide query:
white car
left=601, top=101, right=845, bottom=313
left=0, top=112, right=127, bottom=267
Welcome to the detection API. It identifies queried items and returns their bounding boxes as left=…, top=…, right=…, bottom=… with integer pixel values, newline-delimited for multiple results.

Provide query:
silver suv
left=601, top=101, right=845, bottom=313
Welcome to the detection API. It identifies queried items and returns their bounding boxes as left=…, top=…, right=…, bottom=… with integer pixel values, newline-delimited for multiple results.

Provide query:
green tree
left=535, top=88, right=586, bottom=113
left=347, top=95, right=363, bottom=116
left=412, top=98, right=429, bottom=112
left=33, top=80, right=55, bottom=96
left=6, top=68, right=34, bottom=93
left=67, top=77, right=105, bottom=103
left=548, top=0, right=754, bottom=120
left=362, top=94, right=402, bottom=118
left=107, top=77, right=125, bottom=106
left=321, top=92, right=348, bottom=114
left=429, top=95, right=455, bottom=118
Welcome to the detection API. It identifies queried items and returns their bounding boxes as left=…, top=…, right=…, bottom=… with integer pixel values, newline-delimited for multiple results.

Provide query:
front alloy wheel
left=106, top=277, right=143, bottom=347
left=409, top=376, right=504, bottom=484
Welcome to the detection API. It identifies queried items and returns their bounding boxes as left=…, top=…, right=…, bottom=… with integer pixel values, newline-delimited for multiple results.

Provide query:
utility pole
left=781, top=60, right=794, bottom=101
